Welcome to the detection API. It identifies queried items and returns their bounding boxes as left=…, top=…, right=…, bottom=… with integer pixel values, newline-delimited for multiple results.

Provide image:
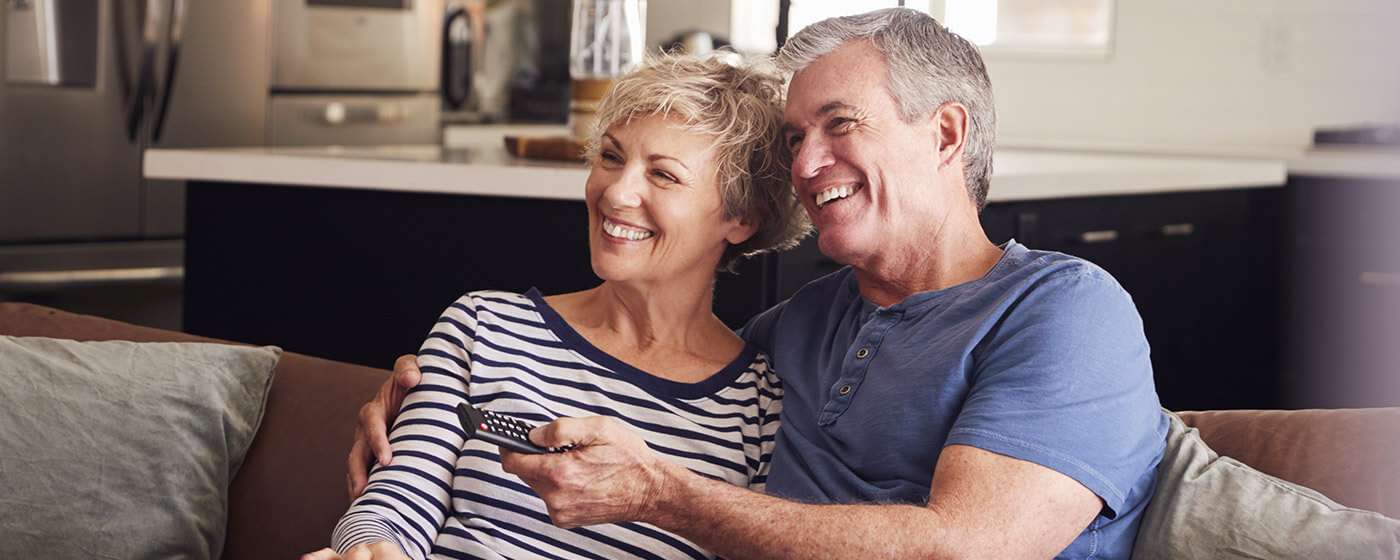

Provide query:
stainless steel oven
left=273, top=0, right=440, bottom=91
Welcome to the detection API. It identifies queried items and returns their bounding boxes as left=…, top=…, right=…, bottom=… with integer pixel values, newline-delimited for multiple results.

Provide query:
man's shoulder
left=993, top=244, right=1131, bottom=306
left=740, top=267, right=856, bottom=346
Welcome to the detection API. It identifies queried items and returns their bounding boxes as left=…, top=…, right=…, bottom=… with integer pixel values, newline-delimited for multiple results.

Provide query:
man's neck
left=853, top=227, right=1004, bottom=308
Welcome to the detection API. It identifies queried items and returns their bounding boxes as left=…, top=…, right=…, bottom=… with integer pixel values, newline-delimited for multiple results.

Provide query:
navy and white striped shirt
left=333, top=289, right=783, bottom=560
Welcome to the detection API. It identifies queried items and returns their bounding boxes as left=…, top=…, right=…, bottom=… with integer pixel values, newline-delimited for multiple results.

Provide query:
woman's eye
left=600, top=151, right=623, bottom=165
left=651, top=170, right=678, bottom=183
left=786, top=134, right=804, bottom=148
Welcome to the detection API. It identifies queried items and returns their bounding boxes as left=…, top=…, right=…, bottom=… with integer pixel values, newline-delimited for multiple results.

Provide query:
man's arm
left=502, top=417, right=1101, bottom=559
left=348, top=354, right=422, bottom=498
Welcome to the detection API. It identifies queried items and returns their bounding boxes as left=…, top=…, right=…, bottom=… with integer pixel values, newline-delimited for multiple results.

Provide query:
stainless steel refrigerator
left=1, top=0, right=441, bottom=329
left=0, top=1, right=269, bottom=329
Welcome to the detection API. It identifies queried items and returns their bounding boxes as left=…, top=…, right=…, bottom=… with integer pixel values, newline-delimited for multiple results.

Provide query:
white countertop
left=145, top=128, right=1288, bottom=202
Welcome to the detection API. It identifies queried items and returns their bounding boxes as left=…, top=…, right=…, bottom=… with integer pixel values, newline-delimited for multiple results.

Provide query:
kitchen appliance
left=271, top=0, right=443, bottom=145
left=440, top=0, right=515, bottom=123
left=0, top=0, right=442, bottom=329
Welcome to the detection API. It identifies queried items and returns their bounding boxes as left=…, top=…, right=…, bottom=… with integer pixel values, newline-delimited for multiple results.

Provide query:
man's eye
left=829, top=118, right=855, bottom=132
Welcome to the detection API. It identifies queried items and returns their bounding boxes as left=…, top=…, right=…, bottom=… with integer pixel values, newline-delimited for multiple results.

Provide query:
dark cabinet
left=184, top=182, right=771, bottom=369
left=772, top=188, right=1288, bottom=411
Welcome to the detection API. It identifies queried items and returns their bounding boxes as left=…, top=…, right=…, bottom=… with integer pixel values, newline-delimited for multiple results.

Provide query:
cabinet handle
left=1161, top=223, right=1196, bottom=237
left=1077, top=230, right=1119, bottom=244
left=1359, top=272, right=1400, bottom=287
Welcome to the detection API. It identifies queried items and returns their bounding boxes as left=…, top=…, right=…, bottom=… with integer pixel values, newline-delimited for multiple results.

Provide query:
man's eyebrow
left=819, top=101, right=857, bottom=115
left=784, top=101, right=858, bottom=134
left=603, top=132, right=622, bottom=149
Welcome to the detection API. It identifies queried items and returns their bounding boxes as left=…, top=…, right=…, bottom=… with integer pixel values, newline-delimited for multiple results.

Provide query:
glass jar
left=568, top=0, right=647, bottom=140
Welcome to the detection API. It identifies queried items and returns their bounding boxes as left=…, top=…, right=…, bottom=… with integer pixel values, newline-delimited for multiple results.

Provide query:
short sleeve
left=747, top=359, right=784, bottom=492
left=945, top=267, right=1166, bottom=518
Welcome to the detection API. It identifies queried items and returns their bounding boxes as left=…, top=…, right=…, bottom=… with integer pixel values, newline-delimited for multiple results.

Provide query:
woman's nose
left=602, top=168, right=646, bottom=209
left=792, top=137, right=835, bottom=180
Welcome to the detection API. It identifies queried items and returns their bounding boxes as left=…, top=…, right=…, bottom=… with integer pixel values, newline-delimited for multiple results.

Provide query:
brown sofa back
left=2, top=303, right=1396, bottom=557
left=1177, top=408, right=1400, bottom=519
left=0, top=303, right=389, bottom=559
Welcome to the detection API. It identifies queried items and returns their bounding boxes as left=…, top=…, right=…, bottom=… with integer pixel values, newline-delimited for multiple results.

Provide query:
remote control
left=456, top=403, right=571, bottom=454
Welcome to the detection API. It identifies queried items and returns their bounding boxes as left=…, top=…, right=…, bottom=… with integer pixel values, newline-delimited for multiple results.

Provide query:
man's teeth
left=603, top=219, right=655, bottom=241
left=815, top=184, right=859, bottom=208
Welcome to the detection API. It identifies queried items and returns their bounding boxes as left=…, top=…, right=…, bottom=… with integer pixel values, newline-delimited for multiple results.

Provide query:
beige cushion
left=0, top=336, right=280, bottom=559
left=1133, top=412, right=1400, bottom=559
left=1177, top=407, right=1400, bottom=518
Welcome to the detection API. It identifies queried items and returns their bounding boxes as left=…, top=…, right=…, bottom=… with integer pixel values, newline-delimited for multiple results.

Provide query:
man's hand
left=346, top=354, right=423, bottom=498
left=301, top=542, right=409, bottom=560
left=500, top=416, right=679, bottom=528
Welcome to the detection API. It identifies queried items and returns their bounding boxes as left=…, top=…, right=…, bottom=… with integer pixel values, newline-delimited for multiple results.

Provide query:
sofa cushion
left=1133, top=411, right=1400, bottom=559
left=0, top=335, right=280, bottom=559
left=1177, top=407, right=1400, bottom=518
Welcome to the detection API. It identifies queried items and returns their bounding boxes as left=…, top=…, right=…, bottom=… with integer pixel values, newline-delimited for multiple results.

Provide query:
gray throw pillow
left=1133, top=411, right=1400, bottom=559
left=0, top=336, right=280, bottom=560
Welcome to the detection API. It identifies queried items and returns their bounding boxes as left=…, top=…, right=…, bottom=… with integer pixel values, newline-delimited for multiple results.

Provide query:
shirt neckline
left=524, top=288, right=759, bottom=401
left=848, top=239, right=1028, bottom=314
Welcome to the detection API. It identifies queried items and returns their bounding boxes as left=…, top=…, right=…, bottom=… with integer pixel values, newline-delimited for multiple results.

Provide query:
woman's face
left=585, top=114, right=757, bottom=288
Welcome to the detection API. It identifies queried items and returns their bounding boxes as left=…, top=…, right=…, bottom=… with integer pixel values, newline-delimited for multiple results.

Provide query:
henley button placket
left=818, top=309, right=901, bottom=425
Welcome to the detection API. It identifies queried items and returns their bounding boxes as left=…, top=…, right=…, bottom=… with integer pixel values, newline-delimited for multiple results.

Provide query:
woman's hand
left=346, top=354, right=423, bottom=498
left=301, top=542, right=410, bottom=560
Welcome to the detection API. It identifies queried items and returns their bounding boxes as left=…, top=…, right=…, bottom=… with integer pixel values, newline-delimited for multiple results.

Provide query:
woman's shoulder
left=741, top=348, right=783, bottom=388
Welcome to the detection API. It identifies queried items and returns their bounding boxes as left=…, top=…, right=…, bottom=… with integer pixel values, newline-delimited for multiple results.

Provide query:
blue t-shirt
left=741, top=241, right=1167, bottom=559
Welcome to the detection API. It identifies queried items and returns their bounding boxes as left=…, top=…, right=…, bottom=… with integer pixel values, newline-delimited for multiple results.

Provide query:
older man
left=349, top=8, right=1165, bottom=559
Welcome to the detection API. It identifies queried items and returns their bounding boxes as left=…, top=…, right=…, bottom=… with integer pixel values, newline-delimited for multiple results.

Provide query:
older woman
left=304, top=53, right=808, bottom=560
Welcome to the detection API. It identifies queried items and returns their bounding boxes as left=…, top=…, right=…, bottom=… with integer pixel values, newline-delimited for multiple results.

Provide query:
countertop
left=145, top=126, right=1289, bottom=202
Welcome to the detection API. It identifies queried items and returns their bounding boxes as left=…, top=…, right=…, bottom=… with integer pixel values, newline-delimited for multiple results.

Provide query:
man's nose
left=792, top=137, right=834, bottom=180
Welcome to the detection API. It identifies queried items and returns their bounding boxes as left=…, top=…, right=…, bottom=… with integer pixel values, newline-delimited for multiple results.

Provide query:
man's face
left=783, top=40, right=953, bottom=269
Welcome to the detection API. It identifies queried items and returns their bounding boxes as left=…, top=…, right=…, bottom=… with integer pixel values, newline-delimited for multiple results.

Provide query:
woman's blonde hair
left=584, top=53, right=811, bottom=271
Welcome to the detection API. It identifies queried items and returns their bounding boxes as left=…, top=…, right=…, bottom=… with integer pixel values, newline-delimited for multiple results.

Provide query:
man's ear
left=932, top=102, right=971, bottom=169
left=726, top=219, right=760, bottom=246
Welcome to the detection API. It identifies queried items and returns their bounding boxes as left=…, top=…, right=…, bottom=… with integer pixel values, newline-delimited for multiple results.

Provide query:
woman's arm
left=331, top=297, right=479, bottom=559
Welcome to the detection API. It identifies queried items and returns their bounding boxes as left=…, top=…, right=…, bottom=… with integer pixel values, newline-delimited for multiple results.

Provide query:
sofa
left=1, top=301, right=1397, bottom=558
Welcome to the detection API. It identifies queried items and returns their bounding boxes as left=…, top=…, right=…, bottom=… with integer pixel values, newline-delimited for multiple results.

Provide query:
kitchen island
left=147, top=137, right=1289, bottom=410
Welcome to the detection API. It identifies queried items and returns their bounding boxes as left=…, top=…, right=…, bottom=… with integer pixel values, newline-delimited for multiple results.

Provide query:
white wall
left=986, top=0, right=1400, bottom=154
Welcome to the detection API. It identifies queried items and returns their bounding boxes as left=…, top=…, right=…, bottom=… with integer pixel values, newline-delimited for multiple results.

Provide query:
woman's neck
left=562, top=279, right=727, bottom=354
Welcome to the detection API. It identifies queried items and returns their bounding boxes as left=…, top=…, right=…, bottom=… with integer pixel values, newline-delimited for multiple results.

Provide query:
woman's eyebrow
left=647, top=154, right=691, bottom=172
left=603, top=132, right=622, bottom=150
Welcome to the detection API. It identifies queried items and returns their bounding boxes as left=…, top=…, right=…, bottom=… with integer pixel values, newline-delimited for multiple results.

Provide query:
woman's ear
left=726, top=219, right=760, bottom=246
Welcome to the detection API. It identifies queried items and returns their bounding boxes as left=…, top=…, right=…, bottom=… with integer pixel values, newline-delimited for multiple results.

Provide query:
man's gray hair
left=775, top=8, right=996, bottom=210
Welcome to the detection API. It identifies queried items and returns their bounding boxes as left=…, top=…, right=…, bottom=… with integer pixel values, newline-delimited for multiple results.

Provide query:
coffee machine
left=441, top=0, right=570, bottom=124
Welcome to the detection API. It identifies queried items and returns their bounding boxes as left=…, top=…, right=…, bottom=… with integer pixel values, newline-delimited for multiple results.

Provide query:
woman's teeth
left=602, top=219, right=655, bottom=241
left=816, top=184, right=859, bottom=208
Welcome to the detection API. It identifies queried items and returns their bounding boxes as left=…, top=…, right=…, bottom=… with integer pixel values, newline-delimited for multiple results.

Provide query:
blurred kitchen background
left=2, top=0, right=1398, bottom=412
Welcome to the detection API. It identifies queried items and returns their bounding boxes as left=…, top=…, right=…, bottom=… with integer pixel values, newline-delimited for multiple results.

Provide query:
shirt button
left=856, top=347, right=871, bottom=359
left=838, top=384, right=852, bottom=396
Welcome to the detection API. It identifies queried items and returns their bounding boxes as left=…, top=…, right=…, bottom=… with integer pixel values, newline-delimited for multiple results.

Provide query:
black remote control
left=456, top=403, right=571, bottom=454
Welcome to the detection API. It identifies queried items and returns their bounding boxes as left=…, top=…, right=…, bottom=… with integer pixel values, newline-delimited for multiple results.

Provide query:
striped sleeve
left=748, top=361, right=784, bottom=492
left=331, top=295, right=478, bottom=559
